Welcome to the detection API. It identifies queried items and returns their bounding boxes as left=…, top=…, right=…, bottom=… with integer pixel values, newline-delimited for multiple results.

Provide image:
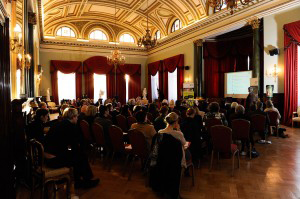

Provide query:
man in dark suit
left=246, top=87, right=258, bottom=112
left=44, top=108, right=99, bottom=189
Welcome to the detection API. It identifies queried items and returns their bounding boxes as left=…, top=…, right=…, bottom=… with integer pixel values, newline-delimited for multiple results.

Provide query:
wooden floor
left=18, top=126, right=300, bottom=199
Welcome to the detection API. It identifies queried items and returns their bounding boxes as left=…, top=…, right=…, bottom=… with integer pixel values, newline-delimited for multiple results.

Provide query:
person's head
left=80, top=105, right=88, bottom=114
left=266, top=100, right=274, bottom=108
left=208, top=102, right=220, bottom=113
left=86, top=105, right=97, bottom=117
left=34, top=108, right=49, bottom=123
left=256, top=101, right=263, bottom=111
left=186, top=108, right=196, bottom=118
left=248, top=87, right=253, bottom=93
left=231, top=102, right=238, bottom=110
left=159, top=105, right=169, bottom=116
left=235, top=105, right=245, bottom=115
left=175, top=100, right=182, bottom=107
left=39, top=102, right=47, bottom=109
left=133, top=105, right=142, bottom=113
left=121, top=105, right=130, bottom=114
left=63, top=108, right=78, bottom=124
left=106, top=103, right=113, bottom=111
left=169, top=100, right=175, bottom=108
left=135, top=111, right=147, bottom=123
left=60, top=104, right=69, bottom=115
left=148, top=103, right=157, bottom=112
left=99, top=105, right=109, bottom=118
left=165, top=112, right=179, bottom=127
left=162, top=99, right=168, bottom=106
left=81, top=99, right=88, bottom=106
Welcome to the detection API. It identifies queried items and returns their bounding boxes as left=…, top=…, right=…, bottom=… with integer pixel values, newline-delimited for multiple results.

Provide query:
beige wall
left=39, top=50, right=147, bottom=96
left=263, top=5, right=300, bottom=93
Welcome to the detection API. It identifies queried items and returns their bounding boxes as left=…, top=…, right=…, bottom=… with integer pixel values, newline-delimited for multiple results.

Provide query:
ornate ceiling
left=42, top=0, right=207, bottom=42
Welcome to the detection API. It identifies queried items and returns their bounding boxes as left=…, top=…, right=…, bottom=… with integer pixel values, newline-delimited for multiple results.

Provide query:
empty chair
left=268, top=111, right=279, bottom=137
left=210, top=125, right=240, bottom=176
left=116, top=114, right=128, bottom=132
left=251, top=114, right=267, bottom=143
left=108, top=125, right=132, bottom=171
left=29, top=139, right=71, bottom=199
left=127, top=116, right=137, bottom=129
left=231, top=119, right=252, bottom=159
left=92, top=123, right=109, bottom=164
left=127, top=129, right=149, bottom=180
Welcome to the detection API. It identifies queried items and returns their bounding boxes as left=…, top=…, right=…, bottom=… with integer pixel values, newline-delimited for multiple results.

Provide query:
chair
left=92, top=123, right=108, bottom=165
left=292, top=106, right=300, bottom=128
left=116, top=114, right=128, bottom=132
left=210, top=125, right=240, bottom=176
left=268, top=111, right=279, bottom=137
left=108, top=125, right=132, bottom=171
left=29, top=139, right=71, bottom=199
left=146, top=112, right=154, bottom=123
left=251, top=114, right=267, bottom=143
left=231, top=119, right=252, bottom=159
left=127, top=129, right=149, bottom=180
left=80, top=120, right=96, bottom=162
left=127, top=116, right=137, bottom=129
left=47, top=102, right=59, bottom=113
left=205, top=118, right=222, bottom=134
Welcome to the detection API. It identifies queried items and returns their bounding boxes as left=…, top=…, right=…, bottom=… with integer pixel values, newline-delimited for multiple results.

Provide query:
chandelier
left=208, top=0, right=253, bottom=14
left=107, top=0, right=125, bottom=66
left=137, top=0, right=156, bottom=48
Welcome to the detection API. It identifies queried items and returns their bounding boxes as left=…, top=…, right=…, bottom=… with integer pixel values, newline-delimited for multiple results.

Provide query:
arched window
left=171, top=19, right=182, bottom=33
left=14, top=24, right=22, bottom=32
left=56, top=26, right=76, bottom=37
left=119, top=33, right=135, bottom=43
left=89, top=30, right=108, bottom=41
left=155, top=30, right=161, bottom=40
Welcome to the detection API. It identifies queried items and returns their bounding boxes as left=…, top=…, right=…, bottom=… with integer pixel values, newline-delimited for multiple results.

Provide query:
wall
left=263, top=5, right=300, bottom=93
left=39, top=49, right=147, bottom=96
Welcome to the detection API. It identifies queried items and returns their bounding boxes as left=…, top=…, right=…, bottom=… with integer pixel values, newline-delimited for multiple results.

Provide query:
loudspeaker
left=184, top=66, right=190, bottom=70
left=269, top=48, right=279, bottom=56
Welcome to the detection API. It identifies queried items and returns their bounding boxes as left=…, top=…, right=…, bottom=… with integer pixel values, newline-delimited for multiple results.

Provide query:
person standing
left=246, top=87, right=258, bottom=112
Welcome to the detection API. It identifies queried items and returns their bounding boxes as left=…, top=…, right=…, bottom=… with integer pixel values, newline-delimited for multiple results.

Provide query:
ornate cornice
left=28, top=12, right=37, bottom=25
left=0, top=0, right=9, bottom=24
left=247, top=16, right=260, bottom=29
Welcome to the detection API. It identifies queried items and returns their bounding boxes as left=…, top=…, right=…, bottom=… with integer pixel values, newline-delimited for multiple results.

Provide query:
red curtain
left=50, top=60, right=83, bottom=104
left=162, top=54, right=184, bottom=100
left=106, top=69, right=126, bottom=105
left=283, top=20, right=300, bottom=125
left=147, top=61, right=162, bottom=102
left=203, top=37, right=253, bottom=98
left=120, top=64, right=141, bottom=99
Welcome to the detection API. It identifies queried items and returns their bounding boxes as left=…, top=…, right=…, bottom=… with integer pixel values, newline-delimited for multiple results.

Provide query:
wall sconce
left=17, top=52, right=32, bottom=70
left=11, top=26, right=23, bottom=53
left=266, top=64, right=279, bottom=82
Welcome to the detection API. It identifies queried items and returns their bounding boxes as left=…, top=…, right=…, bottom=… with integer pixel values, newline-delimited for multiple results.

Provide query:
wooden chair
left=108, top=125, right=132, bottom=171
left=127, top=116, right=137, bottom=129
left=116, top=114, right=128, bottom=132
left=127, top=129, right=149, bottom=180
left=29, top=139, right=71, bottom=199
left=47, top=102, right=59, bottom=113
left=80, top=120, right=96, bottom=162
left=210, top=125, right=240, bottom=176
left=251, top=114, right=267, bottom=143
left=92, top=123, right=109, bottom=165
left=231, top=119, right=252, bottom=159
left=205, top=118, right=222, bottom=134
left=267, top=111, right=279, bottom=137
left=292, top=106, right=300, bottom=128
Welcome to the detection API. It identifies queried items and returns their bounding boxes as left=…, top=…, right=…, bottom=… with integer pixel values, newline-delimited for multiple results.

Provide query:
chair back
left=109, top=125, right=125, bottom=152
left=127, top=116, right=137, bottom=129
left=147, top=112, right=154, bottom=123
left=211, top=125, right=232, bottom=153
left=92, top=123, right=106, bottom=146
left=231, top=119, right=250, bottom=140
left=128, top=129, right=149, bottom=158
left=251, top=114, right=266, bottom=132
left=80, top=120, right=93, bottom=143
left=116, top=114, right=128, bottom=132
left=29, top=139, right=44, bottom=175
left=205, top=118, right=222, bottom=133
left=268, top=111, right=279, bottom=126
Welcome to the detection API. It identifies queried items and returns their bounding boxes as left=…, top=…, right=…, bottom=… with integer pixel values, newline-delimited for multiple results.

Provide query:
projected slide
left=224, top=71, right=252, bottom=98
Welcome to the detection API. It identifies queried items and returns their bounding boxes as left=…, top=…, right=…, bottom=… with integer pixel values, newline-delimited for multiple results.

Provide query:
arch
left=82, top=22, right=115, bottom=41
left=170, top=19, right=182, bottom=33
left=54, top=24, right=78, bottom=38
left=89, top=29, right=109, bottom=41
left=117, top=31, right=137, bottom=43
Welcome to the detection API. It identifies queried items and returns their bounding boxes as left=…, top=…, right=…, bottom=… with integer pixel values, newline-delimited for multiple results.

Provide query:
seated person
left=153, top=106, right=169, bottom=132
left=229, top=105, right=247, bottom=127
left=148, top=103, right=160, bottom=119
left=131, top=111, right=157, bottom=151
left=44, top=108, right=99, bottom=189
left=264, top=100, right=281, bottom=124
left=252, top=101, right=270, bottom=143
left=27, top=108, right=49, bottom=144
left=94, top=105, right=113, bottom=148
left=204, top=102, right=228, bottom=126
left=85, top=105, right=97, bottom=126
left=120, top=104, right=132, bottom=118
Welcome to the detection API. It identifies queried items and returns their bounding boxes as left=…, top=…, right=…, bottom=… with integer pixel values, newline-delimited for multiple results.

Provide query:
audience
left=204, top=102, right=228, bottom=126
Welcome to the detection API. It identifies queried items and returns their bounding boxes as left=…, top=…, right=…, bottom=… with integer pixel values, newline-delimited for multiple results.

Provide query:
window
left=298, top=45, right=300, bottom=106
left=120, top=33, right=135, bottom=43
left=125, top=75, right=130, bottom=103
left=94, top=74, right=107, bottom=103
left=56, top=26, right=76, bottom=37
left=155, top=30, right=161, bottom=40
left=16, top=69, right=21, bottom=98
left=247, top=55, right=250, bottom=70
left=151, top=73, right=159, bottom=101
left=168, top=68, right=177, bottom=101
left=14, top=24, right=22, bottom=33
left=57, top=71, right=76, bottom=104
left=89, top=30, right=108, bottom=41
left=171, top=19, right=182, bottom=33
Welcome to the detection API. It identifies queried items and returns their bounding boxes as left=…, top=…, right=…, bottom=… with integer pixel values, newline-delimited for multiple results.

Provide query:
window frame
left=119, top=33, right=135, bottom=43
left=155, top=30, right=161, bottom=40
left=171, top=19, right=182, bottom=33
left=89, top=29, right=109, bottom=41
left=57, top=71, right=76, bottom=104
left=56, top=26, right=76, bottom=38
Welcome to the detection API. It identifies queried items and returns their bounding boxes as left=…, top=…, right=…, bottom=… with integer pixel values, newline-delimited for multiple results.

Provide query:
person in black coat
left=44, top=108, right=99, bottom=189
left=153, top=106, right=169, bottom=132
left=27, top=109, right=49, bottom=144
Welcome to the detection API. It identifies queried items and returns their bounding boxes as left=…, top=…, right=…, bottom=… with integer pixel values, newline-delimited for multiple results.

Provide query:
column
left=194, top=39, right=203, bottom=97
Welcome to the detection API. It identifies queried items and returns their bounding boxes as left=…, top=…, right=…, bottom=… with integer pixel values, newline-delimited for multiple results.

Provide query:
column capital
left=28, top=12, right=37, bottom=25
left=194, top=39, right=203, bottom=46
left=247, top=16, right=260, bottom=29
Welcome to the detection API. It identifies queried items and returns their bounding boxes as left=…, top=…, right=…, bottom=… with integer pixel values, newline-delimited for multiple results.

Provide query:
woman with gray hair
left=264, top=100, right=281, bottom=123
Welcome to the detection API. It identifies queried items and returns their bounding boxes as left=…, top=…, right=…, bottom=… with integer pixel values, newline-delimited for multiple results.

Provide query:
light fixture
left=11, top=25, right=23, bottom=53
left=137, top=0, right=156, bottom=48
left=17, top=52, right=32, bottom=70
left=208, top=0, right=253, bottom=14
left=266, top=64, right=279, bottom=82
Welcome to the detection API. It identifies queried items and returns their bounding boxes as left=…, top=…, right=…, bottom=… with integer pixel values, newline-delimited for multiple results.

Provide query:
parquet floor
left=18, top=126, right=300, bottom=199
